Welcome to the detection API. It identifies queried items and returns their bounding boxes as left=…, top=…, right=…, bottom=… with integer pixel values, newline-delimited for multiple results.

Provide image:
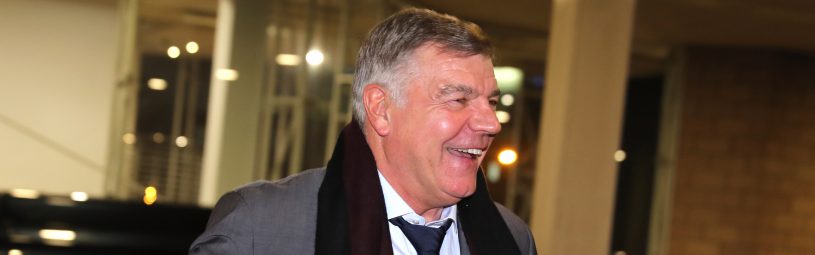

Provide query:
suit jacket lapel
left=457, top=219, right=471, bottom=255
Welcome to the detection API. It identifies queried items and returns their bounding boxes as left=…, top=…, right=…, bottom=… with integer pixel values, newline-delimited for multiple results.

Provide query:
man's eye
left=454, top=98, right=467, bottom=104
left=489, top=99, right=499, bottom=107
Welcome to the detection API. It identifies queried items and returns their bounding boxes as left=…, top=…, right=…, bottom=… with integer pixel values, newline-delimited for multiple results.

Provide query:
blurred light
left=305, top=49, right=324, bottom=65
left=122, top=133, right=136, bottom=145
left=500, top=94, right=515, bottom=106
left=614, top=251, right=627, bottom=255
left=152, top=132, right=165, bottom=143
left=615, top=150, right=627, bottom=162
left=69, top=192, right=88, bottom=202
left=494, top=66, right=523, bottom=93
left=486, top=161, right=501, bottom=183
left=145, top=186, right=157, bottom=197
left=38, top=229, right=75, bottom=241
left=215, top=68, right=238, bottom=81
left=185, top=41, right=199, bottom=54
left=10, top=189, right=40, bottom=199
left=147, top=78, right=167, bottom=91
left=496, top=111, right=511, bottom=124
left=8, top=249, right=23, bottom=255
left=276, top=54, right=301, bottom=66
left=498, top=149, right=518, bottom=165
left=144, top=186, right=157, bottom=205
left=167, top=46, right=181, bottom=59
left=175, top=136, right=188, bottom=148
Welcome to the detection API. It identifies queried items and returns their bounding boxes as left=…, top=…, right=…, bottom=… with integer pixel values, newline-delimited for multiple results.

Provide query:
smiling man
left=368, top=41, right=502, bottom=217
left=191, top=8, right=536, bottom=255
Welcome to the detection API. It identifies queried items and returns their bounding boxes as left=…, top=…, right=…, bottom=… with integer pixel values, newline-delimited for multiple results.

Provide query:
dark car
left=1, top=193, right=210, bottom=255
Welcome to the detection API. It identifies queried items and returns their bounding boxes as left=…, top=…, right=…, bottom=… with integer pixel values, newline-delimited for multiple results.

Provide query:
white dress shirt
left=378, top=171, right=460, bottom=255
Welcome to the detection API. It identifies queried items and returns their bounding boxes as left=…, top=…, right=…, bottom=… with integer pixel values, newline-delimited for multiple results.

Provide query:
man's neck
left=378, top=170, right=452, bottom=223
left=389, top=180, right=447, bottom=221
left=416, top=207, right=444, bottom=222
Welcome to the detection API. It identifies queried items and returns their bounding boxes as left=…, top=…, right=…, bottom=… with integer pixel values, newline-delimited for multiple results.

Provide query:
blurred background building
left=1, top=0, right=814, bottom=254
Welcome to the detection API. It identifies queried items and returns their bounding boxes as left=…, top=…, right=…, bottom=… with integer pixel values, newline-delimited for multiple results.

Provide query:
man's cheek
left=437, top=119, right=453, bottom=131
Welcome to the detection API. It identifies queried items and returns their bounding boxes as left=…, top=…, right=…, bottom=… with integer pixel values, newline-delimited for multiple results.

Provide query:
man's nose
left=470, top=103, right=502, bottom=135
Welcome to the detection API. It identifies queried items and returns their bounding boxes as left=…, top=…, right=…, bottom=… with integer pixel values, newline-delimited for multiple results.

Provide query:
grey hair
left=351, top=8, right=494, bottom=128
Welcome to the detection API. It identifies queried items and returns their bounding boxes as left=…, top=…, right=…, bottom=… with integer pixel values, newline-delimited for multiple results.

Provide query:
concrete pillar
left=199, top=0, right=268, bottom=206
left=529, top=0, right=636, bottom=254
left=105, top=0, right=139, bottom=200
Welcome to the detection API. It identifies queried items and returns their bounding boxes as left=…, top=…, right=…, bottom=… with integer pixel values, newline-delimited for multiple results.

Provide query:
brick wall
left=669, top=47, right=815, bottom=255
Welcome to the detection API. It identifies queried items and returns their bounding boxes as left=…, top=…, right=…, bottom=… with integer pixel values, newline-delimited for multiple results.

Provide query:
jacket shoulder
left=495, top=203, right=538, bottom=255
left=232, top=167, right=326, bottom=202
left=190, top=168, right=326, bottom=255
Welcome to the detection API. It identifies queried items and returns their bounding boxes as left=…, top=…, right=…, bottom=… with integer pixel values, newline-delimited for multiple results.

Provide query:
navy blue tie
left=389, top=216, right=454, bottom=255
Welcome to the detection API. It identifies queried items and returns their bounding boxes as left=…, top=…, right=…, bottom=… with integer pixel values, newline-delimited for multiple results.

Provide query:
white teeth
left=453, top=148, right=483, bottom=156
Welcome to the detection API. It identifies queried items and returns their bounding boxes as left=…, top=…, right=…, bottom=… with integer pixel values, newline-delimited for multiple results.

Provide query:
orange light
left=143, top=186, right=157, bottom=205
left=497, top=149, right=518, bottom=165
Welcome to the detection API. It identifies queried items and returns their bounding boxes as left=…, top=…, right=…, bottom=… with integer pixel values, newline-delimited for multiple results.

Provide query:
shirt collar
left=378, top=170, right=458, bottom=228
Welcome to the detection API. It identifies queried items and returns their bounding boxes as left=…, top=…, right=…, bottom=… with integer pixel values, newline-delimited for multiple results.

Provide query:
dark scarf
left=315, top=121, right=521, bottom=255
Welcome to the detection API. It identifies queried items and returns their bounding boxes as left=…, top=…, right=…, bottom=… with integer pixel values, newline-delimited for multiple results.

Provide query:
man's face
left=383, top=45, right=501, bottom=208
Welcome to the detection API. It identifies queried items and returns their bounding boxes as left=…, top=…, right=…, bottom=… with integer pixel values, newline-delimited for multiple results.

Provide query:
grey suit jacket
left=190, top=168, right=537, bottom=255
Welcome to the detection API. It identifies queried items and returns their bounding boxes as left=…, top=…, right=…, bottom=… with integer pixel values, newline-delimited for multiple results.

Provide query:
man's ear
left=363, top=84, right=391, bottom=136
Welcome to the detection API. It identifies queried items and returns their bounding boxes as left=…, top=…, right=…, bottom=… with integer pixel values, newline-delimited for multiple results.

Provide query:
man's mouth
left=448, top=148, right=484, bottom=159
